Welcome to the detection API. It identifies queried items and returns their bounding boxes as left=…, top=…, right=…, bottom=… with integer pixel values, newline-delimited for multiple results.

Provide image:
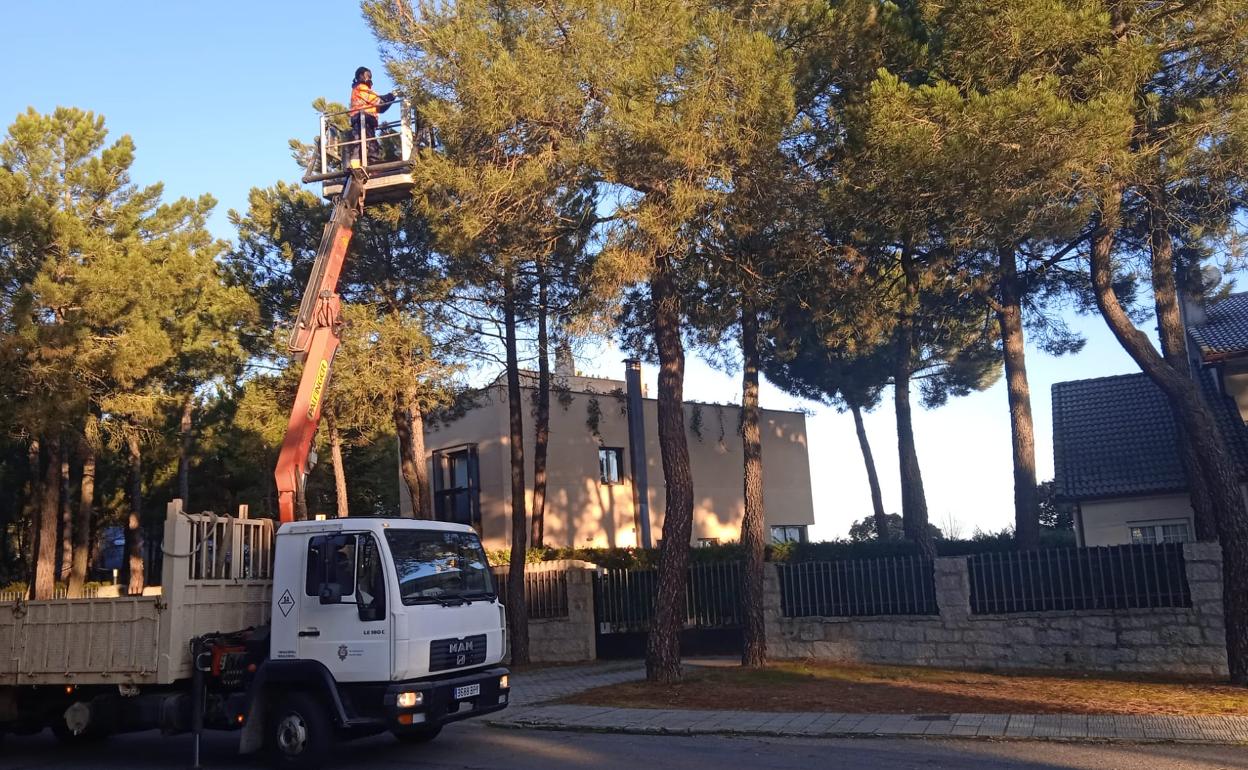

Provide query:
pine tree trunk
left=69, top=432, right=95, bottom=598
left=895, top=250, right=935, bottom=561
left=124, top=430, right=145, bottom=596
left=503, top=280, right=530, bottom=665
left=32, top=436, right=61, bottom=601
left=997, top=249, right=1040, bottom=550
left=177, top=394, right=193, bottom=509
left=22, top=437, right=41, bottom=588
left=328, top=413, right=349, bottom=518
left=58, top=448, right=72, bottom=581
left=295, top=477, right=309, bottom=522
left=1090, top=190, right=1248, bottom=684
left=531, top=264, right=551, bottom=548
left=395, top=388, right=432, bottom=519
left=739, top=305, right=767, bottom=668
left=646, top=251, right=694, bottom=684
left=851, top=403, right=889, bottom=540
left=1147, top=190, right=1218, bottom=540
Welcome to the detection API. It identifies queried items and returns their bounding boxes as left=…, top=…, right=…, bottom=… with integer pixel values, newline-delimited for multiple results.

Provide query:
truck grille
left=429, top=634, right=486, bottom=672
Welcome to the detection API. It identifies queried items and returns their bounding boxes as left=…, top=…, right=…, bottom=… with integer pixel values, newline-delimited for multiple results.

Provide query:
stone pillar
left=934, top=556, right=970, bottom=621
left=566, top=567, right=598, bottom=661
left=762, top=563, right=786, bottom=655
left=1182, top=541, right=1229, bottom=677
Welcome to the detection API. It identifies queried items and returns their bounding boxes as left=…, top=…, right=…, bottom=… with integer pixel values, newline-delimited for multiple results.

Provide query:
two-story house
left=400, top=360, right=817, bottom=550
left=1052, top=291, right=1248, bottom=546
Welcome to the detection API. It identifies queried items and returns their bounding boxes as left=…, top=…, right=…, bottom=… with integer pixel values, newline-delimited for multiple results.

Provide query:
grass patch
left=563, top=660, right=1248, bottom=716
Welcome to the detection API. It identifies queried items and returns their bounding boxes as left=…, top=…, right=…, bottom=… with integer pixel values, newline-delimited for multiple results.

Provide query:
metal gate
left=592, top=562, right=744, bottom=657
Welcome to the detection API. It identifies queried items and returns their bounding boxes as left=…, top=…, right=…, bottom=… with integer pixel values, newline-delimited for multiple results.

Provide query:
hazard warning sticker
left=278, top=589, right=295, bottom=617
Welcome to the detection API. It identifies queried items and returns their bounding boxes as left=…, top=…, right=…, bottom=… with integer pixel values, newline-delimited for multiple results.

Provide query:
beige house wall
left=1079, top=495, right=1195, bottom=547
left=1079, top=485, right=1248, bottom=547
left=412, top=382, right=815, bottom=550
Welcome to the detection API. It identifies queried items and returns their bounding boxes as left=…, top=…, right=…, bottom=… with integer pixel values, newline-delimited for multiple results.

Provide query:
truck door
left=299, top=532, right=392, bottom=682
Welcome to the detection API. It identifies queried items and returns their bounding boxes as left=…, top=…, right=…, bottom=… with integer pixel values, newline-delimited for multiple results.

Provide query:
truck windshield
left=384, top=529, right=495, bottom=604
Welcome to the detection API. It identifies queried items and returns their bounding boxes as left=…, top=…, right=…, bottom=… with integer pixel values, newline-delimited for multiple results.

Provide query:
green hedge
left=487, top=530, right=1076, bottom=569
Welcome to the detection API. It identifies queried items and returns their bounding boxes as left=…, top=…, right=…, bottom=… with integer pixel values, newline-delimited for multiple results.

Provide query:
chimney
left=555, top=337, right=575, bottom=379
left=624, top=358, right=653, bottom=549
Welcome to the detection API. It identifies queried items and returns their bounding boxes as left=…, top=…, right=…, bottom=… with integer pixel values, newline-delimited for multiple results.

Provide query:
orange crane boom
left=275, top=168, right=367, bottom=522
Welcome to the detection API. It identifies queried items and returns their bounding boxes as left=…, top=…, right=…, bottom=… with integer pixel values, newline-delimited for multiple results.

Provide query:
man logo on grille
left=456, top=653, right=467, bottom=666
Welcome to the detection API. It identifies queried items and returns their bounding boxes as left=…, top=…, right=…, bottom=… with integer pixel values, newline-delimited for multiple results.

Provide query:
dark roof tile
left=1189, top=292, right=1248, bottom=356
left=1052, top=371, right=1248, bottom=501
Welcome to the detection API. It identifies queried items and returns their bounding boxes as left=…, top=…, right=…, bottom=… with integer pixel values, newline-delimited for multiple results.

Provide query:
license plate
left=454, top=683, right=480, bottom=700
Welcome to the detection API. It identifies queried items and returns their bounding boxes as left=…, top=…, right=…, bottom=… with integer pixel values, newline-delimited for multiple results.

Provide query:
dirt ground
left=564, top=660, right=1248, bottom=715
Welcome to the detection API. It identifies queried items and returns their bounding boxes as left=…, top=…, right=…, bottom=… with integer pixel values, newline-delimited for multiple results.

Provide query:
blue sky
left=2, top=1, right=1152, bottom=539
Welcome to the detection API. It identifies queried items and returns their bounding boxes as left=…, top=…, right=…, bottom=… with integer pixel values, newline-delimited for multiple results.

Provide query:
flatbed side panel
left=159, top=581, right=273, bottom=682
left=155, top=505, right=276, bottom=683
left=0, top=596, right=163, bottom=686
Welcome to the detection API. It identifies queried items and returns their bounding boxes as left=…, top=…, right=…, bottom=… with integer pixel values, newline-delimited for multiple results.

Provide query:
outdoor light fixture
left=396, top=691, right=423, bottom=708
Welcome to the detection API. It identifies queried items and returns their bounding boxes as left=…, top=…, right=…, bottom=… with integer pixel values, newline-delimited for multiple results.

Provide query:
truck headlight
left=500, top=674, right=510, bottom=690
left=396, top=691, right=423, bottom=708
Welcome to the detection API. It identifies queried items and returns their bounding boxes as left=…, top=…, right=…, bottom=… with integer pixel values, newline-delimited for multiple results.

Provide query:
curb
left=484, top=713, right=1248, bottom=746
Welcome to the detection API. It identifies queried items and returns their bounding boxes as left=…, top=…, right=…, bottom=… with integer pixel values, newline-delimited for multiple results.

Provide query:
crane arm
left=275, top=169, right=367, bottom=523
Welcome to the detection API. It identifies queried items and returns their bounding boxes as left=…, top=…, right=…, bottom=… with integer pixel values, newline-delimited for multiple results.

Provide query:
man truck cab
left=255, top=517, right=509, bottom=764
left=0, top=508, right=509, bottom=770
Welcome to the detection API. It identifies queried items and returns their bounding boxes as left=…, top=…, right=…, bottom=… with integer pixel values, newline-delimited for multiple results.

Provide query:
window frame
left=770, top=525, right=809, bottom=545
left=598, top=446, right=626, bottom=486
left=1127, top=519, right=1192, bottom=546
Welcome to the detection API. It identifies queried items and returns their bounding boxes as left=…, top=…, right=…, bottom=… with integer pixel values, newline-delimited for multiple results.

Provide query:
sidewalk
left=490, top=662, right=1248, bottom=744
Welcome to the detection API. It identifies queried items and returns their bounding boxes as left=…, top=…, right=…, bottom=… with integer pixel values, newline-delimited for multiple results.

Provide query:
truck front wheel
left=270, top=692, right=335, bottom=769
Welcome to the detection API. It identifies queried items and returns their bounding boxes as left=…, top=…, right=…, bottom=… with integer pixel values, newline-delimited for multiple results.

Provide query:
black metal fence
left=777, top=556, right=938, bottom=618
left=594, top=561, right=744, bottom=633
left=967, top=543, right=1191, bottom=614
left=491, top=567, right=569, bottom=619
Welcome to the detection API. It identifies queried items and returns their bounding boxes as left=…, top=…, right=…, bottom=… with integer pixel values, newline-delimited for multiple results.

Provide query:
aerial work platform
left=301, top=99, right=421, bottom=203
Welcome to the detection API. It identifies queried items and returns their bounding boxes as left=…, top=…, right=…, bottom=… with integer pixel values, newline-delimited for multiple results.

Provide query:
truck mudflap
left=383, top=667, right=510, bottom=729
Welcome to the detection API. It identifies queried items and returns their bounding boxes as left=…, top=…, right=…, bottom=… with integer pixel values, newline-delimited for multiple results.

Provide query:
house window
left=599, top=447, right=625, bottom=485
left=432, top=445, right=481, bottom=531
left=1129, top=520, right=1192, bottom=545
left=770, top=525, right=808, bottom=544
left=1161, top=523, right=1192, bottom=543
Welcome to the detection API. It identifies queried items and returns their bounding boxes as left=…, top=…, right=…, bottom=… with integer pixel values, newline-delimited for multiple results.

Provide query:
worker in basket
left=348, top=66, right=397, bottom=167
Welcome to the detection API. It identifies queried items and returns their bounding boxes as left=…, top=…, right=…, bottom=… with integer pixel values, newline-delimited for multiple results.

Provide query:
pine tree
left=0, top=107, right=255, bottom=595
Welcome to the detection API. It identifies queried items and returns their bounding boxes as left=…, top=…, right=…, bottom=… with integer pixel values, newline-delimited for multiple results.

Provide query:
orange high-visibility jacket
left=350, top=83, right=382, bottom=117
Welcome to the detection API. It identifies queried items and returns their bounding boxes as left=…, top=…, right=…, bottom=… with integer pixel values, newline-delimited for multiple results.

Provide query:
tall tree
left=229, top=163, right=460, bottom=520
left=855, top=0, right=1126, bottom=549
left=1081, top=0, right=1248, bottom=683
left=1, top=107, right=253, bottom=595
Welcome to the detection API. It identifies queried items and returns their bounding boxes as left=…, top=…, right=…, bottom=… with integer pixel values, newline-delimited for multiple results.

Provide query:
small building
left=401, top=364, right=816, bottom=550
left=1052, top=291, right=1248, bottom=546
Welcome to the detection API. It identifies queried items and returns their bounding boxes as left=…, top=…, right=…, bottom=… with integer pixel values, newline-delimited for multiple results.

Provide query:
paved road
left=3, top=723, right=1247, bottom=770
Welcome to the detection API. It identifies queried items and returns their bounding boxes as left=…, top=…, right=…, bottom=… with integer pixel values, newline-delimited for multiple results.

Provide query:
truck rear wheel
left=392, top=723, right=442, bottom=744
left=270, top=692, right=335, bottom=769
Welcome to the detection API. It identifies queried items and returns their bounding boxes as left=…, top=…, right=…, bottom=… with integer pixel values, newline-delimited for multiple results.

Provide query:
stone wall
left=518, top=561, right=597, bottom=664
left=765, top=542, right=1228, bottom=678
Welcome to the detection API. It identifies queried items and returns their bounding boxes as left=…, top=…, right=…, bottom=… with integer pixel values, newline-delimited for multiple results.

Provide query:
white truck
left=0, top=501, right=510, bottom=768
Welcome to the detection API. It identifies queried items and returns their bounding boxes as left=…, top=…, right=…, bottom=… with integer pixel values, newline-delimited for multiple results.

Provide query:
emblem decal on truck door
left=278, top=589, right=295, bottom=617
left=338, top=645, right=349, bottom=661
